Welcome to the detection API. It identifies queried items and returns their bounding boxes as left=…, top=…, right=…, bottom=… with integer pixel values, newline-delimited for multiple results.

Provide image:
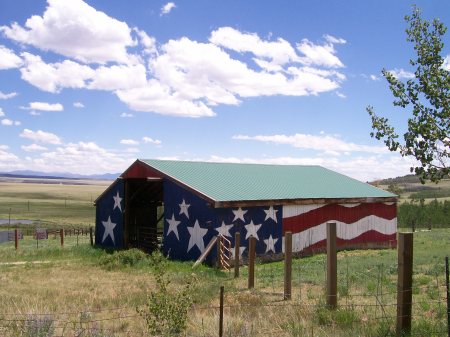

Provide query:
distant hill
left=0, top=170, right=119, bottom=180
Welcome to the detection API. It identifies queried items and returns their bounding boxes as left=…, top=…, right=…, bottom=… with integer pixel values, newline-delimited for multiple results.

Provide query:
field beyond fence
left=0, top=228, right=449, bottom=337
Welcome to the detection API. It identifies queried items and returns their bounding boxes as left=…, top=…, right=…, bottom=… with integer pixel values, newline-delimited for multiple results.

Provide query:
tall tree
left=367, top=6, right=449, bottom=182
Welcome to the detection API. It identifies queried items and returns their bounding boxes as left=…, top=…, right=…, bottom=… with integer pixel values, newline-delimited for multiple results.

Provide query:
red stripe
left=283, top=203, right=396, bottom=234
left=292, top=230, right=397, bottom=254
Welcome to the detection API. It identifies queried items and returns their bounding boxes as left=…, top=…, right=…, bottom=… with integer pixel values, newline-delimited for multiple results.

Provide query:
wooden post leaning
left=326, top=222, right=337, bottom=309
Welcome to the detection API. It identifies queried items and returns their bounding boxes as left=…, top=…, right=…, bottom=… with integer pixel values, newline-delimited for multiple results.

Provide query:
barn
left=94, top=159, right=397, bottom=263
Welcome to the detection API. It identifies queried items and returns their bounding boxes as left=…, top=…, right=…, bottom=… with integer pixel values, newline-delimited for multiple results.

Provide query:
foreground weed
left=138, top=251, right=194, bottom=337
left=23, top=314, right=54, bottom=337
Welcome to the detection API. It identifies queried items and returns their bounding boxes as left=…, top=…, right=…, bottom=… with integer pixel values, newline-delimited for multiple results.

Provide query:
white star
left=244, top=220, right=262, bottom=240
left=187, top=220, right=208, bottom=253
left=232, top=207, right=247, bottom=222
left=264, top=206, right=278, bottom=223
left=113, top=191, right=122, bottom=212
left=166, top=213, right=181, bottom=240
left=264, top=235, right=278, bottom=253
left=101, top=216, right=116, bottom=245
left=179, top=199, right=190, bottom=218
left=230, top=246, right=246, bottom=260
left=215, top=221, right=233, bottom=238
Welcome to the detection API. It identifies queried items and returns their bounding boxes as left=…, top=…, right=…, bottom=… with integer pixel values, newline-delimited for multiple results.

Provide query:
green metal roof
left=139, top=159, right=395, bottom=205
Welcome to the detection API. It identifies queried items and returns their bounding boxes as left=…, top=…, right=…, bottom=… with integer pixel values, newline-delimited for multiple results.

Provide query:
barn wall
left=95, top=179, right=124, bottom=248
left=162, top=180, right=284, bottom=262
left=163, top=180, right=216, bottom=261
left=282, top=202, right=397, bottom=254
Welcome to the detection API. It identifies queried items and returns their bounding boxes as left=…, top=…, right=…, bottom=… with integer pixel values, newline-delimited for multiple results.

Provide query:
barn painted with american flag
left=94, top=159, right=397, bottom=263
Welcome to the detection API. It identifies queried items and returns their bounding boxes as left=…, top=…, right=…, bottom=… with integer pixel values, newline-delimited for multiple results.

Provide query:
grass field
left=0, top=229, right=448, bottom=336
left=379, top=178, right=450, bottom=204
left=0, top=178, right=449, bottom=336
left=0, top=178, right=110, bottom=227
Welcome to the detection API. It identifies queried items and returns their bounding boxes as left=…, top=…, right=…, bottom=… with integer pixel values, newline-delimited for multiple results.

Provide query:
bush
left=138, top=251, right=194, bottom=337
left=98, top=248, right=149, bottom=270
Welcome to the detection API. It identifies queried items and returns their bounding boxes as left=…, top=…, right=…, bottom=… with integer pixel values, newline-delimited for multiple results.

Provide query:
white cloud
left=120, top=139, right=139, bottom=146
left=161, top=2, right=176, bottom=16
left=120, top=112, right=133, bottom=118
left=20, top=53, right=94, bottom=93
left=1, top=119, right=20, bottom=126
left=21, top=144, right=48, bottom=152
left=336, top=92, right=346, bottom=99
left=20, top=128, right=62, bottom=144
left=116, top=80, right=217, bottom=118
left=73, top=102, right=84, bottom=108
left=134, top=29, right=157, bottom=55
left=1, top=119, right=13, bottom=126
left=1, top=0, right=136, bottom=64
left=0, top=108, right=4, bottom=117
left=0, top=45, right=23, bottom=69
left=210, top=27, right=299, bottom=66
left=125, top=147, right=140, bottom=153
left=142, top=136, right=162, bottom=145
left=0, top=145, right=20, bottom=169
left=232, top=133, right=387, bottom=154
left=388, top=68, right=415, bottom=79
left=31, top=141, right=132, bottom=175
left=23, top=101, right=64, bottom=111
left=443, top=55, right=450, bottom=71
left=370, top=74, right=380, bottom=81
left=0, top=91, right=18, bottom=99
left=88, top=63, right=147, bottom=91
left=323, top=35, right=346, bottom=45
left=296, top=38, right=345, bottom=68
left=1, top=1, right=347, bottom=119
left=147, top=36, right=344, bottom=112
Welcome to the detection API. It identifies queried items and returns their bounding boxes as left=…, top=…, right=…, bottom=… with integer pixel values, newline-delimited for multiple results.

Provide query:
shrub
left=138, top=251, right=194, bottom=337
left=98, top=248, right=148, bottom=270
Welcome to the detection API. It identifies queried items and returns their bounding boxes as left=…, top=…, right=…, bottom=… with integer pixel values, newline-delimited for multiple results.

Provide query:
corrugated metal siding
left=282, top=202, right=397, bottom=253
left=140, top=159, right=395, bottom=202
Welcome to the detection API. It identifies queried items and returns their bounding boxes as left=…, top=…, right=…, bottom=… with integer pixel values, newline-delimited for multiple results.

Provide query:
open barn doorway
left=124, top=178, right=164, bottom=253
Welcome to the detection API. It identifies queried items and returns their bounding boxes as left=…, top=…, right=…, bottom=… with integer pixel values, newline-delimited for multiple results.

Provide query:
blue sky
left=0, top=0, right=449, bottom=181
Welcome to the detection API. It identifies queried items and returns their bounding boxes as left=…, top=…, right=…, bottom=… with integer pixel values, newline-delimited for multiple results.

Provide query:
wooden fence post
left=248, top=236, right=256, bottom=289
left=327, top=222, right=337, bottom=309
left=15, top=229, right=19, bottom=250
left=90, top=227, right=94, bottom=246
left=284, top=231, right=292, bottom=300
left=234, top=232, right=240, bottom=278
left=445, top=256, right=449, bottom=337
left=396, top=232, right=413, bottom=336
left=219, top=286, right=224, bottom=337
left=60, top=228, right=64, bottom=248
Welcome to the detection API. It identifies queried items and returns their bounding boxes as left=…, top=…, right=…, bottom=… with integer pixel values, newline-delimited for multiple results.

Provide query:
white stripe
left=282, top=216, right=397, bottom=253
left=282, top=204, right=324, bottom=218
left=338, top=203, right=360, bottom=208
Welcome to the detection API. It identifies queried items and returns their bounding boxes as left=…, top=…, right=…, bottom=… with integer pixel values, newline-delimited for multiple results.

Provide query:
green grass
left=0, top=179, right=109, bottom=226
